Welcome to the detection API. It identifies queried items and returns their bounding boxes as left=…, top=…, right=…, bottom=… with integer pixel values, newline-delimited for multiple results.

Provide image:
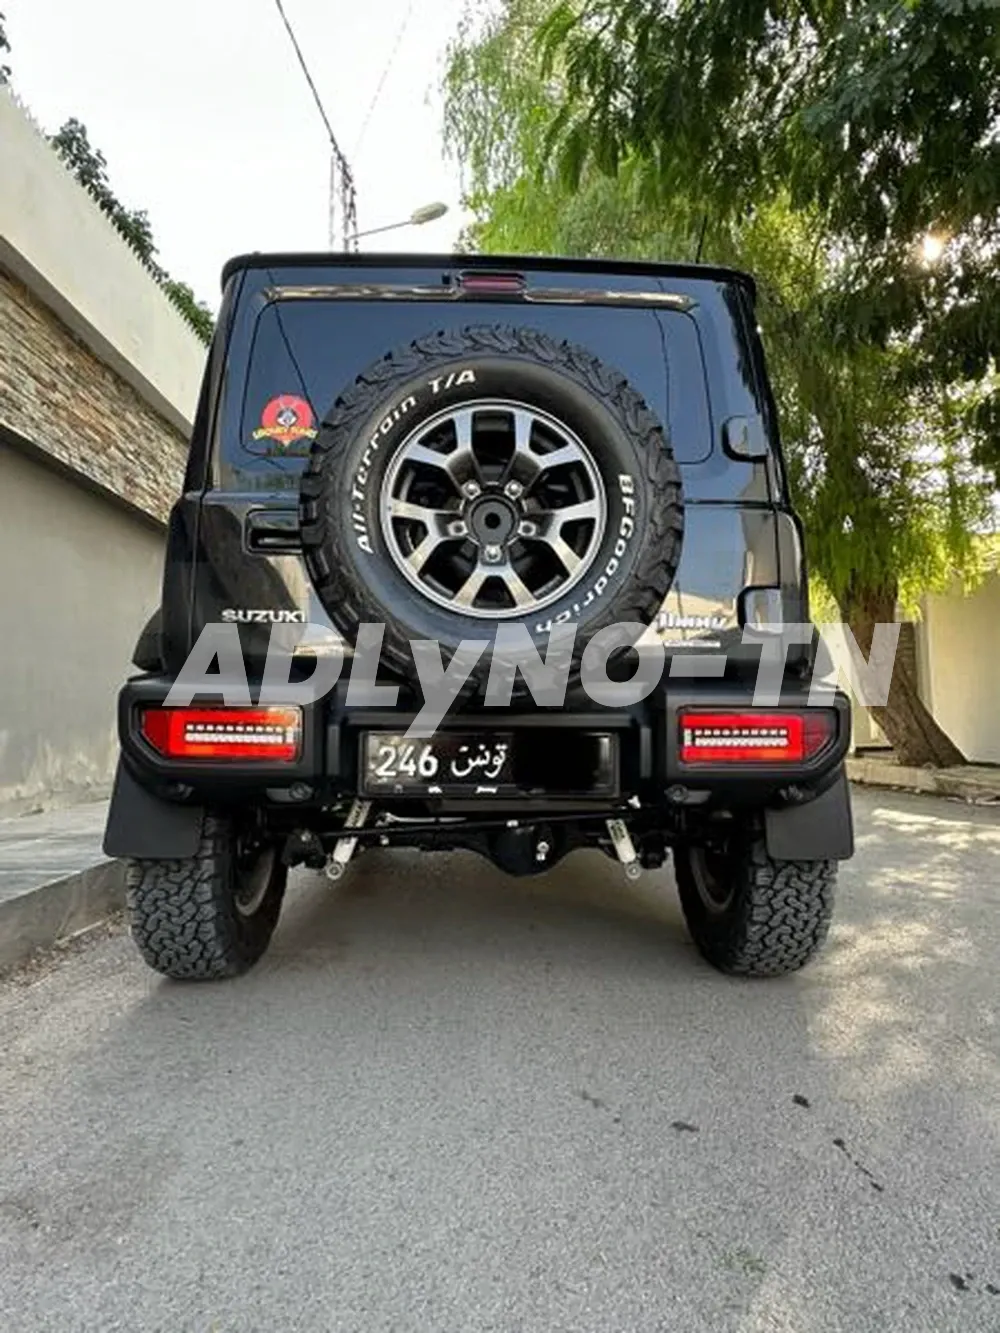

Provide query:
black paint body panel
left=156, top=255, right=809, bottom=672
left=108, top=251, right=850, bottom=867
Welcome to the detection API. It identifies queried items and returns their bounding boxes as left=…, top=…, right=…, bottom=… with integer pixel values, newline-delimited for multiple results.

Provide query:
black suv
left=104, top=253, right=854, bottom=981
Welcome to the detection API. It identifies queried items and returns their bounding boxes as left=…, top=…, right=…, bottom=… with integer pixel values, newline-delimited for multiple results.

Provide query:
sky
left=3, top=0, right=474, bottom=309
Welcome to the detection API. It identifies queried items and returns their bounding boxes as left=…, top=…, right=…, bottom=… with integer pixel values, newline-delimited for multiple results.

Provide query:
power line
left=271, top=0, right=358, bottom=249
left=354, top=0, right=415, bottom=156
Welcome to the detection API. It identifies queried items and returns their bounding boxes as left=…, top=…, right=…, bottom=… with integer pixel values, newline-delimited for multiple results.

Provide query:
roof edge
left=220, top=250, right=757, bottom=302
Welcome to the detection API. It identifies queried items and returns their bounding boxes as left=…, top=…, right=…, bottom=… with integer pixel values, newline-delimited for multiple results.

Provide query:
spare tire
left=299, top=326, right=683, bottom=688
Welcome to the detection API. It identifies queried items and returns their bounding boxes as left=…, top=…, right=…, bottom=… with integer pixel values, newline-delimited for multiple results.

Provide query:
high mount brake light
left=678, top=710, right=835, bottom=765
left=458, top=271, right=526, bottom=296
left=141, top=707, right=302, bottom=762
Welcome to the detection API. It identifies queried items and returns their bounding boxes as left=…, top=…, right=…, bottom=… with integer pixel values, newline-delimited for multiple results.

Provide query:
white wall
left=0, top=87, right=204, bottom=433
left=843, top=577, right=1000, bottom=764
left=0, top=442, right=164, bottom=813
left=919, top=573, right=1000, bottom=765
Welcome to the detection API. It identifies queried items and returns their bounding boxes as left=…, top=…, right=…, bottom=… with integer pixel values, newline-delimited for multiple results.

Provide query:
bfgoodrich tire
left=125, top=814, right=286, bottom=980
left=674, top=840, right=836, bottom=977
left=299, top=326, right=683, bottom=688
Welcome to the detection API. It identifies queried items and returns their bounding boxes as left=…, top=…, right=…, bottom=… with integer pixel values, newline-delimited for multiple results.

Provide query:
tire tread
left=676, top=842, right=836, bottom=977
left=125, top=815, right=283, bottom=981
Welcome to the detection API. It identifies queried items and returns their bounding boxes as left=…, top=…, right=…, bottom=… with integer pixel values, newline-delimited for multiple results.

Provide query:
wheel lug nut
left=483, top=544, right=503, bottom=564
left=517, top=520, right=537, bottom=538
left=504, top=480, right=524, bottom=499
left=462, top=481, right=482, bottom=499
left=447, top=520, right=468, bottom=538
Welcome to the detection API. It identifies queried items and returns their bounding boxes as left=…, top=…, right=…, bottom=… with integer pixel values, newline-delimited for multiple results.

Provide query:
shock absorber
left=606, top=818, right=642, bottom=881
left=325, top=800, right=372, bottom=881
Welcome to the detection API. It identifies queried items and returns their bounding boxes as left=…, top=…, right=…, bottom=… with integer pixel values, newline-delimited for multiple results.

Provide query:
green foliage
left=0, top=11, right=10, bottom=83
left=49, top=120, right=157, bottom=261
left=162, top=279, right=216, bottom=344
left=538, top=0, right=1000, bottom=475
left=49, top=118, right=215, bottom=344
left=727, top=200, right=995, bottom=615
left=442, top=0, right=703, bottom=257
left=2, top=19, right=214, bottom=344
left=444, top=0, right=998, bottom=621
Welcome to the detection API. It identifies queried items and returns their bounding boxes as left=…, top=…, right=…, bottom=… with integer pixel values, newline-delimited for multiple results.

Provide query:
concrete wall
left=0, top=441, right=164, bottom=812
left=918, top=573, right=1000, bottom=764
left=851, top=700, right=889, bottom=751
left=845, top=580, right=1000, bottom=764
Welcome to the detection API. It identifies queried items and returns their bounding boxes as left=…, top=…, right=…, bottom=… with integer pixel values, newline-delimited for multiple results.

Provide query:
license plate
left=361, top=732, right=516, bottom=795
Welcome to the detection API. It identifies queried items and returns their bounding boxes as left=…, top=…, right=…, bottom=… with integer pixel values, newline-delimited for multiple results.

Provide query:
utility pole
left=339, top=156, right=358, bottom=252
left=328, top=154, right=338, bottom=251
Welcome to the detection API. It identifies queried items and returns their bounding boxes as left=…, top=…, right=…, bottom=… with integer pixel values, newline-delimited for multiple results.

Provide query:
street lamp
left=350, top=201, right=449, bottom=246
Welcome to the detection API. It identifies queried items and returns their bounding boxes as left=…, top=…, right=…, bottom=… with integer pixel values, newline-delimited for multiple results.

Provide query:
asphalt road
left=1, top=787, right=998, bottom=1333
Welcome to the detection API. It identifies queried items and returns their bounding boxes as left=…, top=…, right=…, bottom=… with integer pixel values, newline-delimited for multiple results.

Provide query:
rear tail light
left=678, top=710, right=835, bottom=764
left=140, top=707, right=302, bottom=762
left=458, top=271, right=526, bottom=297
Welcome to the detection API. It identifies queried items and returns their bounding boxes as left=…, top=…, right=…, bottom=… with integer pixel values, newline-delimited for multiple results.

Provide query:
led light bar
left=678, top=711, right=834, bottom=764
left=141, top=707, right=302, bottom=762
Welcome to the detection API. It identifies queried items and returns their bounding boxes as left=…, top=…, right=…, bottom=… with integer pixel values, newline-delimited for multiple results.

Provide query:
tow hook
left=325, top=800, right=371, bottom=881
left=606, top=818, right=642, bottom=881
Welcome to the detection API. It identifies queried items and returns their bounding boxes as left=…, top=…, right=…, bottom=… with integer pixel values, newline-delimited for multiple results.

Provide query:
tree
left=539, top=0, right=1000, bottom=478
left=0, top=11, right=11, bottom=83
left=445, top=0, right=999, bottom=766
left=48, top=119, right=215, bottom=344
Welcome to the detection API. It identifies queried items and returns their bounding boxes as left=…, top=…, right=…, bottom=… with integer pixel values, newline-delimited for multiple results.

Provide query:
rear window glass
left=220, top=299, right=712, bottom=490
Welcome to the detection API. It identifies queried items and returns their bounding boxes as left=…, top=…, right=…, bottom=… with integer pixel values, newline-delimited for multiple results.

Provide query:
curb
left=847, top=757, right=1000, bottom=804
left=0, top=859, right=125, bottom=974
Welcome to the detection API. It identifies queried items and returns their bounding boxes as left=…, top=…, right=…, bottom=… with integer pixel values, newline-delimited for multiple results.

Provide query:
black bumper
left=105, top=675, right=854, bottom=863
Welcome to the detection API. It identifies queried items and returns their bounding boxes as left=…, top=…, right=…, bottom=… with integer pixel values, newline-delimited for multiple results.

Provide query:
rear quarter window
left=219, top=299, right=713, bottom=490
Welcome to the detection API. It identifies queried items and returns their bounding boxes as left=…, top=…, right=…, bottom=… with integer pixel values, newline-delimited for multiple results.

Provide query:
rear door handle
left=244, top=509, right=301, bottom=554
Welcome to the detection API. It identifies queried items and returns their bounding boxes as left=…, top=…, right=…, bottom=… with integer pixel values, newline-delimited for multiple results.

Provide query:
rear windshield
left=218, top=299, right=713, bottom=491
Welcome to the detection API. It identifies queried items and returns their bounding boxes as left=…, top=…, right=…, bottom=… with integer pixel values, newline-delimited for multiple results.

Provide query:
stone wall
left=0, top=270, right=187, bottom=522
left=0, top=87, right=205, bottom=439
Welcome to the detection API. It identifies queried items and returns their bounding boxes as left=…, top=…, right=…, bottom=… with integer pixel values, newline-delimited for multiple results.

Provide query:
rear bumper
left=106, top=674, right=854, bottom=863
left=111, top=673, right=851, bottom=818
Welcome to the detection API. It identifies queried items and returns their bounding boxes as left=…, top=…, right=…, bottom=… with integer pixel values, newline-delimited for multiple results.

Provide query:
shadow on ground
left=0, top=789, right=997, bottom=1332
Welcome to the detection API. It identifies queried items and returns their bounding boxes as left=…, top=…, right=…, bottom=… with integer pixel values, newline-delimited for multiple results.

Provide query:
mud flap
left=764, top=769, right=854, bottom=862
left=102, top=760, right=204, bottom=860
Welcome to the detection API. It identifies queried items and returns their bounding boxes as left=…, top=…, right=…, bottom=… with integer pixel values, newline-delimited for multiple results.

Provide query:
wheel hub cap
left=467, top=495, right=518, bottom=546
left=379, top=399, right=608, bottom=619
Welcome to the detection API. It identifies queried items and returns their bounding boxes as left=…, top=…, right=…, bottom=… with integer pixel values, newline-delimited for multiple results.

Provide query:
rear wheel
left=674, top=837, right=836, bottom=977
left=125, top=814, right=286, bottom=980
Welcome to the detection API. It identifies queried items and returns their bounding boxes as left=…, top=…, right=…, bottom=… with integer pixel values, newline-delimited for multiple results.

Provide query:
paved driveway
left=1, top=788, right=998, bottom=1332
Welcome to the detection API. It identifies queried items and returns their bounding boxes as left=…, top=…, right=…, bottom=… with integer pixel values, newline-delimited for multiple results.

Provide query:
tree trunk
left=841, top=582, right=966, bottom=768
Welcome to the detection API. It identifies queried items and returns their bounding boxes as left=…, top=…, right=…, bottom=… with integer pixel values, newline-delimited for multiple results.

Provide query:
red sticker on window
left=252, top=395, right=317, bottom=447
